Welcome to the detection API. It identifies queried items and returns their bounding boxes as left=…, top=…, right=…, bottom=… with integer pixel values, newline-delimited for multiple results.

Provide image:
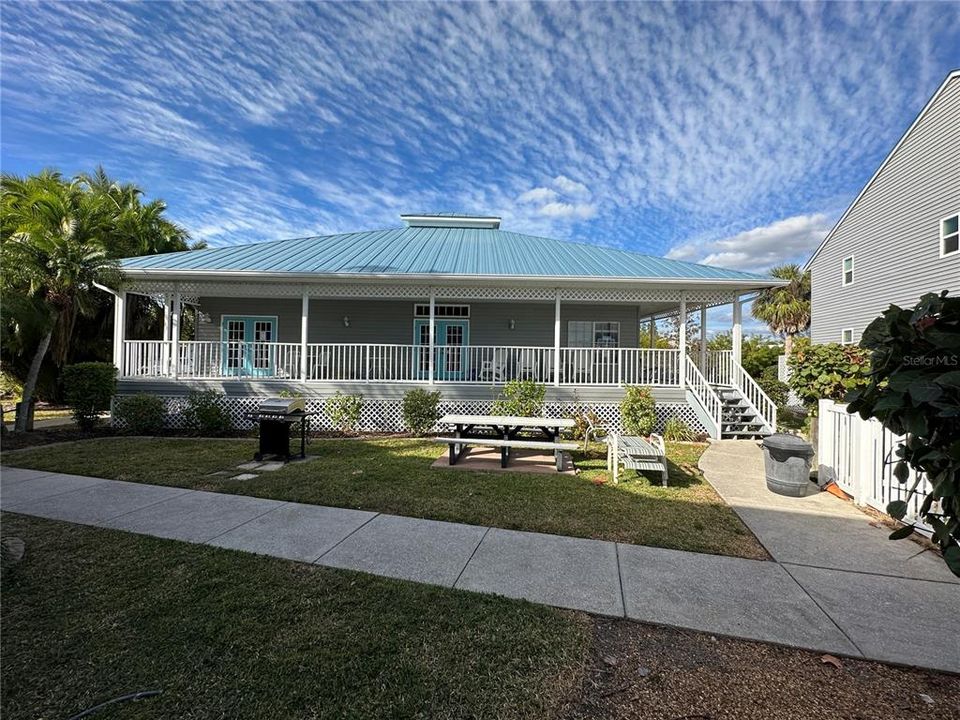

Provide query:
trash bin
left=762, top=433, right=816, bottom=497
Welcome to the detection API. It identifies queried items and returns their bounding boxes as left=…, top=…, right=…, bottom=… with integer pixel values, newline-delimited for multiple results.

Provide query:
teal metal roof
left=121, top=221, right=773, bottom=283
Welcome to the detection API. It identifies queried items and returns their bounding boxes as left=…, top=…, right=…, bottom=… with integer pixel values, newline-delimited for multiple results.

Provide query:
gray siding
left=809, top=75, right=960, bottom=344
left=195, top=298, right=641, bottom=347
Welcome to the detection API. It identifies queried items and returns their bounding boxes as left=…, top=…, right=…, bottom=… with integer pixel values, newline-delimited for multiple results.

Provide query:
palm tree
left=1, top=172, right=121, bottom=431
left=751, top=264, right=811, bottom=358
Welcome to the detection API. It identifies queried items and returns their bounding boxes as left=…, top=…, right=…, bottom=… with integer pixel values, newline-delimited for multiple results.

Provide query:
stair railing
left=684, top=356, right=723, bottom=438
left=729, top=359, right=777, bottom=433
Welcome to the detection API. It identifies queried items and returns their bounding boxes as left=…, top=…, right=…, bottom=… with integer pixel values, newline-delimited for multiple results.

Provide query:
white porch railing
left=700, top=349, right=733, bottom=385
left=818, top=399, right=933, bottom=534
left=121, top=340, right=683, bottom=386
left=122, top=340, right=303, bottom=380
left=699, top=349, right=777, bottom=433
left=684, top=356, right=722, bottom=437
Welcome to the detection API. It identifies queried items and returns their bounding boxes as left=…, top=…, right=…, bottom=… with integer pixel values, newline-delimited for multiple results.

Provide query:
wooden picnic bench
left=434, top=414, right=578, bottom=471
left=607, top=432, right=669, bottom=486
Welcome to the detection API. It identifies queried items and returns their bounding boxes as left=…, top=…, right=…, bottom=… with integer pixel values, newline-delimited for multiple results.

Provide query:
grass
left=3, top=437, right=767, bottom=559
left=1, top=513, right=588, bottom=720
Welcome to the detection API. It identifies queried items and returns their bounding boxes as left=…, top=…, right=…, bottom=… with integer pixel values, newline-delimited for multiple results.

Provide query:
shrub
left=113, top=394, right=167, bottom=434
left=787, top=341, right=870, bottom=413
left=620, top=385, right=656, bottom=436
left=662, top=415, right=696, bottom=442
left=758, top=365, right=790, bottom=408
left=492, top=379, right=546, bottom=417
left=326, top=392, right=363, bottom=433
left=572, top=408, right=602, bottom=442
left=847, top=291, right=960, bottom=577
left=61, top=362, right=117, bottom=430
left=402, top=388, right=441, bottom=435
left=181, top=390, right=232, bottom=436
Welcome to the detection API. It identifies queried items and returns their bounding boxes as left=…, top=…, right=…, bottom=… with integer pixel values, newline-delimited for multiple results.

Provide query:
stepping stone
left=456, top=528, right=623, bottom=616
left=319, top=514, right=486, bottom=587
left=210, top=504, right=376, bottom=562
left=206, top=471, right=233, bottom=477
left=257, top=462, right=285, bottom=472
left=231, top=473, right=258, bottom=481
left=236, top=462, right=263, bottom=470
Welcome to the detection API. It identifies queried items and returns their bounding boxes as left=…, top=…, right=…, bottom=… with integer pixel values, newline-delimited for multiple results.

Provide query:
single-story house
left=111, top=213, right=783, bottom=438
left=806, top=69, right=959, bottom=345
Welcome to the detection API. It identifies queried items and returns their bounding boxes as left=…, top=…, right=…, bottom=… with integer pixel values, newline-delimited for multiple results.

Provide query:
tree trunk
left=15, top=329, right=53, bottom=432
left=784, top=333, right=794, bottom=359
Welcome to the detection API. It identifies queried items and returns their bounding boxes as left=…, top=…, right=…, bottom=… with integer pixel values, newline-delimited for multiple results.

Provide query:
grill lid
left=258, top=398, right=305, bottom=414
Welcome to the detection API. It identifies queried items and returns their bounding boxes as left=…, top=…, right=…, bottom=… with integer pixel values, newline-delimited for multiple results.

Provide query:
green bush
left=848, top=291, right=960, bottom=576
left=326, top=392, right=363, bottom=433
left=662, top=416, right=696, bottom=442
left=402, top=389, right=441, bottom=435
left=181, top=390, right=232, bottom=436
left=787, top=341, right=870, bottom=413
left=492, top=379, right=546, bottom=417
left=113, top=394, right=167, bottom=434
left=61, top=362, right=117, bottom=430
left=758, top=365, right=790, bottom=408
left=620, top=385, right=656, bottom=436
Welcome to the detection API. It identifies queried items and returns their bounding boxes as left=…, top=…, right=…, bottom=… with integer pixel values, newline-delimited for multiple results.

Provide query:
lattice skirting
left=112, top=395, right=706, bottom=435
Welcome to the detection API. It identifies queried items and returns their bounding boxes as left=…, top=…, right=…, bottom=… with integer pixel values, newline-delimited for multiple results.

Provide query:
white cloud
left=667, top=213, right=834, bottom=273
left=552, top=175, right=590, bottom=197
left=538, top=201, right=598, bottom=219
left=518, top=187, right=558, bottom=204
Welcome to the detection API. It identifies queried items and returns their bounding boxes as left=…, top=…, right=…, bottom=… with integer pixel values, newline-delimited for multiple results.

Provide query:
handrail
left=683, top=356, right=723, bottom=438
left=729, top=359, right=777, bottom=433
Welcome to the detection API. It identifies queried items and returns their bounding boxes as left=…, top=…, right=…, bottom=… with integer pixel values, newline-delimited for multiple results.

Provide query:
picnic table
left=435, top=414, right=578, bottom=470
left=608, top=432, right=669, bottom=486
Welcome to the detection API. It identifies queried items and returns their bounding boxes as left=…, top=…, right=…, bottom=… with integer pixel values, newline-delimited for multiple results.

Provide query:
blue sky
left=2, top=1, right=959, bottom=333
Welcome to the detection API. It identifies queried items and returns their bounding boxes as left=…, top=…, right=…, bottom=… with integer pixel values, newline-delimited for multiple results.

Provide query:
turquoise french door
left=413, top=319, right=469, bottom=380
left=221, top=316, right=277, bottom=377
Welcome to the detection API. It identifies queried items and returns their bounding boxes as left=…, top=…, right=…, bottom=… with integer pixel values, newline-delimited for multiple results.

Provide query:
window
left=842, top=256, right=854, bottom=286
left=841, top=328, right=854, bottom=345
left=414, top=304, right=469, bottom=317
left=941, top=214, right=959, bottom=257
left=567, top=321, right=621, bottom=348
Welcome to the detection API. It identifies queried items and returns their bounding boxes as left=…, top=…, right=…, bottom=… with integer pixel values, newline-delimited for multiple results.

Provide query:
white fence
left=817, top=399, right=933, bottom=533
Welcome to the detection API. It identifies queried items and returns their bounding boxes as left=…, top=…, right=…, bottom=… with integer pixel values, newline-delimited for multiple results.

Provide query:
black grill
left=246, top=398, right=318, bottom=463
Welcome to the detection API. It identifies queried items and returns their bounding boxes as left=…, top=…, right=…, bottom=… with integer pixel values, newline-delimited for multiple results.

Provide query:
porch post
left=678, top=294, right=687, bottom=387
left=428, top=290, right=436, bottom=385
left=112, top=290, right=126, bottom=374
left=649, top=317, right=656, bottom=348
left=171, top=288, right=181, bottom=380
left=553, top=291, right=561, bottom=387
left=300, top=289, right=309, bottom=381
left=699, top=303, right=708, bottom=371
left=732, top=294, right=743, bottom=366
left=161, top=293, right=172, bottom=374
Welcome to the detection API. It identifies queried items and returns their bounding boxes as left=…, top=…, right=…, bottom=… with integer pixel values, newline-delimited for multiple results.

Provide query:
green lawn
left=1, top=514, right=587, bottom=720
left=3, top=437, right=767, bottom=559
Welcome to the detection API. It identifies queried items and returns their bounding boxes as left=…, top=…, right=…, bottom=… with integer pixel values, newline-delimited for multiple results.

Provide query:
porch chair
left=516, top=349, right=541, bottom=380
left=478, top=348, right=509, bottom=382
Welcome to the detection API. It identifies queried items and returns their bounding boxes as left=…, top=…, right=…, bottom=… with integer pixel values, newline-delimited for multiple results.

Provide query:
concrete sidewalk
left=2, top=463, right=958, bottom=674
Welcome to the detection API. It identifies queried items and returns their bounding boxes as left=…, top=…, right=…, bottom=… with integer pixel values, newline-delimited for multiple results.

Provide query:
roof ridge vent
left=401, top=213, right=501, bottom=229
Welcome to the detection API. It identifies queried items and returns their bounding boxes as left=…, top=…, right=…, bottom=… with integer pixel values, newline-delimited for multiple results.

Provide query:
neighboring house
left=112, top=213, right=782, bottom=437
left=806, top=69, right=959, bottom=345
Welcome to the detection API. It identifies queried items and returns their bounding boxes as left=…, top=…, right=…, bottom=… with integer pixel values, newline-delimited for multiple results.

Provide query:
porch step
left=710, top=383, right=772, bottom=440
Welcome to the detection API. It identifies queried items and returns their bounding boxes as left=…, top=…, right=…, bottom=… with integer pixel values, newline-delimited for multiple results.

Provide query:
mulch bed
left=562, top=618, right=960, bottom=719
